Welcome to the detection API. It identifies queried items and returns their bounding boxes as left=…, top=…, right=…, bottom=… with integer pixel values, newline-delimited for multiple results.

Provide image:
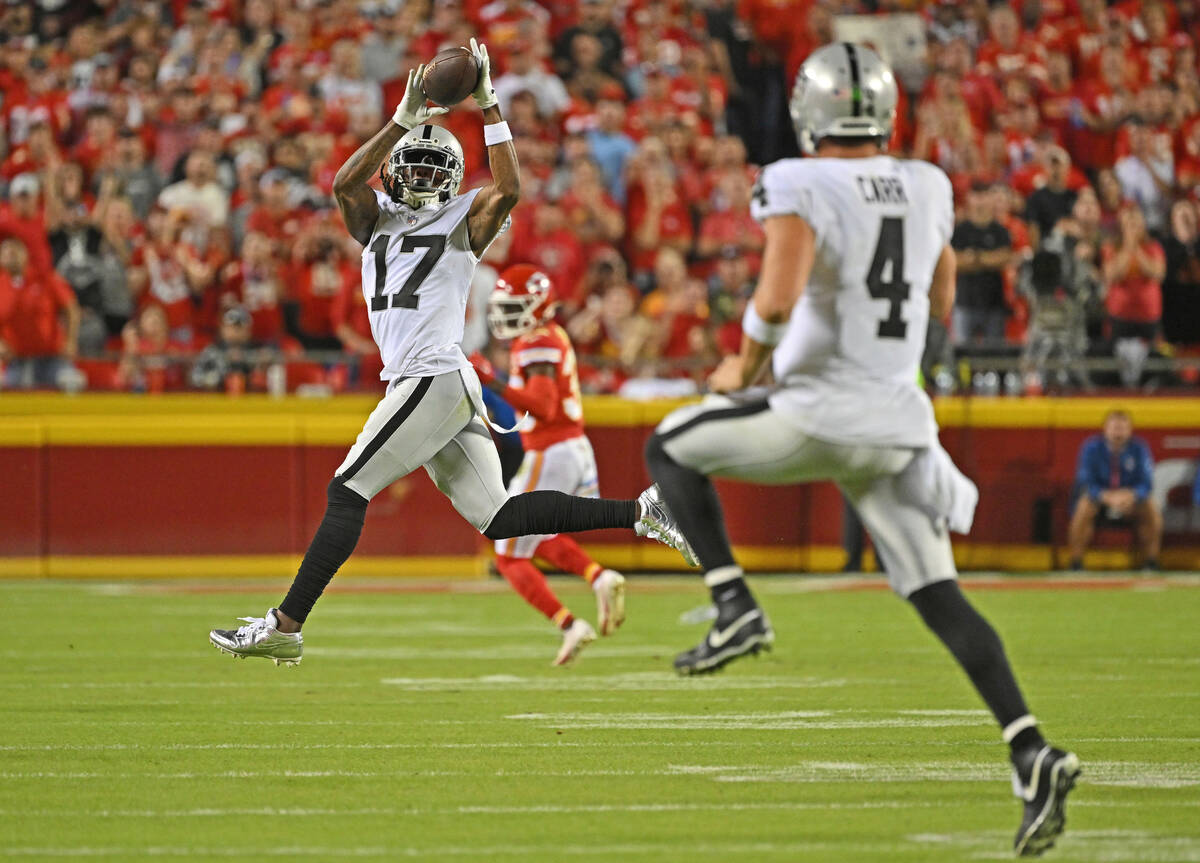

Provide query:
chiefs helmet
left=487, top=264, right=557, bottom=339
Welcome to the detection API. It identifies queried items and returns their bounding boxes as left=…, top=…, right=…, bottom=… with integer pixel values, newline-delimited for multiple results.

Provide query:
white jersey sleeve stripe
left=515, top=347, right=563, bottom=366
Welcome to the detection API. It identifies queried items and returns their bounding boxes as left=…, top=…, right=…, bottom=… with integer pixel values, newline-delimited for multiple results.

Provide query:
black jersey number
left=865, top=217, right=911, bottom=339
left=370, top=234, right=447, bottom=312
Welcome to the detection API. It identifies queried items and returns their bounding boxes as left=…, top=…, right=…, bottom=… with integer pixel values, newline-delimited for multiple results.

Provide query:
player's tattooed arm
left=332, top=123, right=403, bottom=246
left=467, top=101, right=521, bottom=256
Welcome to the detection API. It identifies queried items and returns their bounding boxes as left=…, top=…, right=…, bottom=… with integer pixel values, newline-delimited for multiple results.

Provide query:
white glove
left=469, top=38, right=497, bottom=110
left=392, top=64, right=449, bottom=129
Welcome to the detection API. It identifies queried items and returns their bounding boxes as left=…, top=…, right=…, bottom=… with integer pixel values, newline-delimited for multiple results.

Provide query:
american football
left=422, top=47, right=480, bottom=107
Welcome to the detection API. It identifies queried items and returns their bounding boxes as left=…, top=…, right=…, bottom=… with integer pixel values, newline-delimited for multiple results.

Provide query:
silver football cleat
left=635, top=484, right=699, bottom=567
left=209, top=608, right=303, bottom=666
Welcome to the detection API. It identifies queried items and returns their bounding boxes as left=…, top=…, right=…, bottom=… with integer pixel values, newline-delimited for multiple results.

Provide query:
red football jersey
left=507, top=322, right=585, bottom=451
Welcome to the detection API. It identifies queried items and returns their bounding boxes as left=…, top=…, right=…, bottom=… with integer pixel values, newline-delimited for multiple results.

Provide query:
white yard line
left=0, top=841, right=902, bottom=858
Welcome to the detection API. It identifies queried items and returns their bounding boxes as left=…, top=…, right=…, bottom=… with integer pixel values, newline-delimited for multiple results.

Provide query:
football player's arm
left=929, top=244, right=957, bottom=322
left=709, top=214, right=813, bottom=393
left=471, top=354, right=559, bottom=422
left=332, top=124, right=404, bottom=246
left=466, top=40, right=520, bottom=256
left=333, top=65, right=446, bottom=246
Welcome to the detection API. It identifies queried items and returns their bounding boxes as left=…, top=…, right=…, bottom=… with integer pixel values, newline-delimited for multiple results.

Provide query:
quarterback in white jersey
left=644, top=43, right=1078, bottom=857
left=209, top=42, right=694, bottom=669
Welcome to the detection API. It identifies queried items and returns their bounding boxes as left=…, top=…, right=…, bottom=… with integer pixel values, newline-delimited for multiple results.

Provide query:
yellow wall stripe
left=1, top=544, right=1196, bottom=580
left=2, top=395, right=1200, bottom=445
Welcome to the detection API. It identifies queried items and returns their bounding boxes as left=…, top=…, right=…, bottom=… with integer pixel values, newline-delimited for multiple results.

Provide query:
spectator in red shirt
left=116, top=304, right=189, bottom=393
left=556, top=157, right=624, bottom=263
left=0, top=120, right=58, bottom=182
left=976, top=4, right=1047, bottom=83
left=71, top=106, right=119, bottom=184
left=244, top=168, right=306, bottom=252
left=329, top=261, right=384, bottom=389
left=695, top=172, right=763, bottom=277
left=1102, top=204, right=1165, bottom=342
left=638, top=252, right=715, bottom=379
left=627, top=65, right=679, bottom=141
left=129, top=208, right=215, bottom=342
left=505, top=199, right=587, bottom=309
left=628, top=163, right=693, bottom=280
left=1071, top=46, right=1134, bottom=172
left=1037, top=51, right=1076, bottom=143
left=0, top=237, right=80, bottom=389
left=287, top=232, right=356, bottom=351
left=0, top=172, right=54, bottom=274
left=219, top=231, right=285, bottom=345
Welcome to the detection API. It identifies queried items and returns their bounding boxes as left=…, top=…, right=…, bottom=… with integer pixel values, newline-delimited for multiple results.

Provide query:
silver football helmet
left=382, top=124, right=465, bottom=208
left=789, top=42, right=897, bottom=155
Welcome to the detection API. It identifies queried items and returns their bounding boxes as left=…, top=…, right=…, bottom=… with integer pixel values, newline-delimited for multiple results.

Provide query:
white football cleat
left=592, top=569, right=626, bottom=636
left=209, top=608, right=303, bottom=666
left=553, top=619, right=596, bottom=666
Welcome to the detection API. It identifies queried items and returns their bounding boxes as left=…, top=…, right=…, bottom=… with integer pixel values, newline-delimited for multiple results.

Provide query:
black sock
left=709, top=573, right=752, bottom=607
left=1009, top=726, right=1046, bottom=757
left=644, top=433, right=737, bottom=571
left=908, top=580, right=1041, bottom=752
left=278, top=477, right=368, bottom=625
left=484, top=491, right=637, bottom=539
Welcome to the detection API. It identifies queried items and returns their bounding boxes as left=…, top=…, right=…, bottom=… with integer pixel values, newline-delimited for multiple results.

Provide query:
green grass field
left=1, top=574, right=1198, bottom=862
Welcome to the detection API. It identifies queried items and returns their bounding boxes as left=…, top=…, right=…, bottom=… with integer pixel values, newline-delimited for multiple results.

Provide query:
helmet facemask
left=487, top=293, right=543, bottom=340
left=382, top=143, right=462, bottom=207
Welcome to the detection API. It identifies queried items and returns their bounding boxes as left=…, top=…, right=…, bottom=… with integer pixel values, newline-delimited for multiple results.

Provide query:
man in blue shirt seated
left=1067, top=409, right=1161, bottom=570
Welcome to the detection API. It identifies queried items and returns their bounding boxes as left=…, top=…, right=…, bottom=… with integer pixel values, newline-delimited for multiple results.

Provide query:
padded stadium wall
left=1, top=395, right=1198, bottom=577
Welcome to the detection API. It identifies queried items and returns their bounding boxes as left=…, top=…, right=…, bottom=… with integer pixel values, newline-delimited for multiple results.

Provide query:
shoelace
left=234, top=615, right=271, bottom=640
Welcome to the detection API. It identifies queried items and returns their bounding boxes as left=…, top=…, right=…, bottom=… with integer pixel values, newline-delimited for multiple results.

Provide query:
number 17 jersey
left=363, top=187, right=483, bottom=382
left=750, top=155, right=954, bottom=449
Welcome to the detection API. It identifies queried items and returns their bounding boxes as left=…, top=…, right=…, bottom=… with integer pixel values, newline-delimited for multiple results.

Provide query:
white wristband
left=483, top=121, right=512, bottom=146
left=742, top=303, right=786, bottom=346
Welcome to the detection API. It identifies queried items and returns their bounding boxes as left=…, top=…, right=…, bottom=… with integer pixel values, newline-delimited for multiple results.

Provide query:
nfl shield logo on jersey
left=406, top=214, right=419, bottom=226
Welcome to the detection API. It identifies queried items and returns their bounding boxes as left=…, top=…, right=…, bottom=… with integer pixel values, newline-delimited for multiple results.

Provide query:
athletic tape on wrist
left=742, top=303, right=786, bottom=346
left=1002, top=714, right=1038, bottom=743
left=483, top=121, right=512, bottom=146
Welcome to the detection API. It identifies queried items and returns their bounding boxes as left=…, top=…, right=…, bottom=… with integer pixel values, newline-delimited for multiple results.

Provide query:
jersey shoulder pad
left=750, top=158, right=825, bottom=226
left=905, top=160, right=955, bottom=247
left=513, top=329, right=565, bottom=367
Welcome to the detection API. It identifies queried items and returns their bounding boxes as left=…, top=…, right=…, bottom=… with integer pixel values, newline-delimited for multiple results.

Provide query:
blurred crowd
left=0, top=0, right=1199, bottom=395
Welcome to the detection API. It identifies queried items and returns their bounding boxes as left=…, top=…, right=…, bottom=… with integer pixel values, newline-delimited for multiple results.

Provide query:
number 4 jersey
left=750, top=155, right=955, bottom=449
left=363, top=188, right=484, bottom=381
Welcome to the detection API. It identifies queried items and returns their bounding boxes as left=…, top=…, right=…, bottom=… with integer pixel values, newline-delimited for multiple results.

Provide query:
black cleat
left=673, top=603, right=774, bottom=675
left=1012, top=745, right=1081, bottom=857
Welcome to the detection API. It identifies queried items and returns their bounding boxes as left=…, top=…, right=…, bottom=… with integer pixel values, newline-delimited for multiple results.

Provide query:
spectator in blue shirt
left=586, top=97, right=636, bottom=205
left=1067, top=409, right=1161, bottom=570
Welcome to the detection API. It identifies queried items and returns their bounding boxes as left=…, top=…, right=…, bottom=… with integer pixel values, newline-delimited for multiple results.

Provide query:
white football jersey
left=750, top=155, right=954, bottom=448
left=363, top=188, right=483, bottom=381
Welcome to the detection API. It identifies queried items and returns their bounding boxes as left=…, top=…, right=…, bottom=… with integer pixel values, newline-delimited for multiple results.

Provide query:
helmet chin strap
left=401, top=188, right=440, bottom=208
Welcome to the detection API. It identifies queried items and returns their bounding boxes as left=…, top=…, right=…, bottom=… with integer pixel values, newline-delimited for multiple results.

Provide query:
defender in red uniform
left=470, top=264, right=625, bottom=666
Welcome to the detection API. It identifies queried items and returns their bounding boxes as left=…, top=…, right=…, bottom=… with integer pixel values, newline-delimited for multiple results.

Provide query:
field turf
left=1, top=574, right=1198, bottom=862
